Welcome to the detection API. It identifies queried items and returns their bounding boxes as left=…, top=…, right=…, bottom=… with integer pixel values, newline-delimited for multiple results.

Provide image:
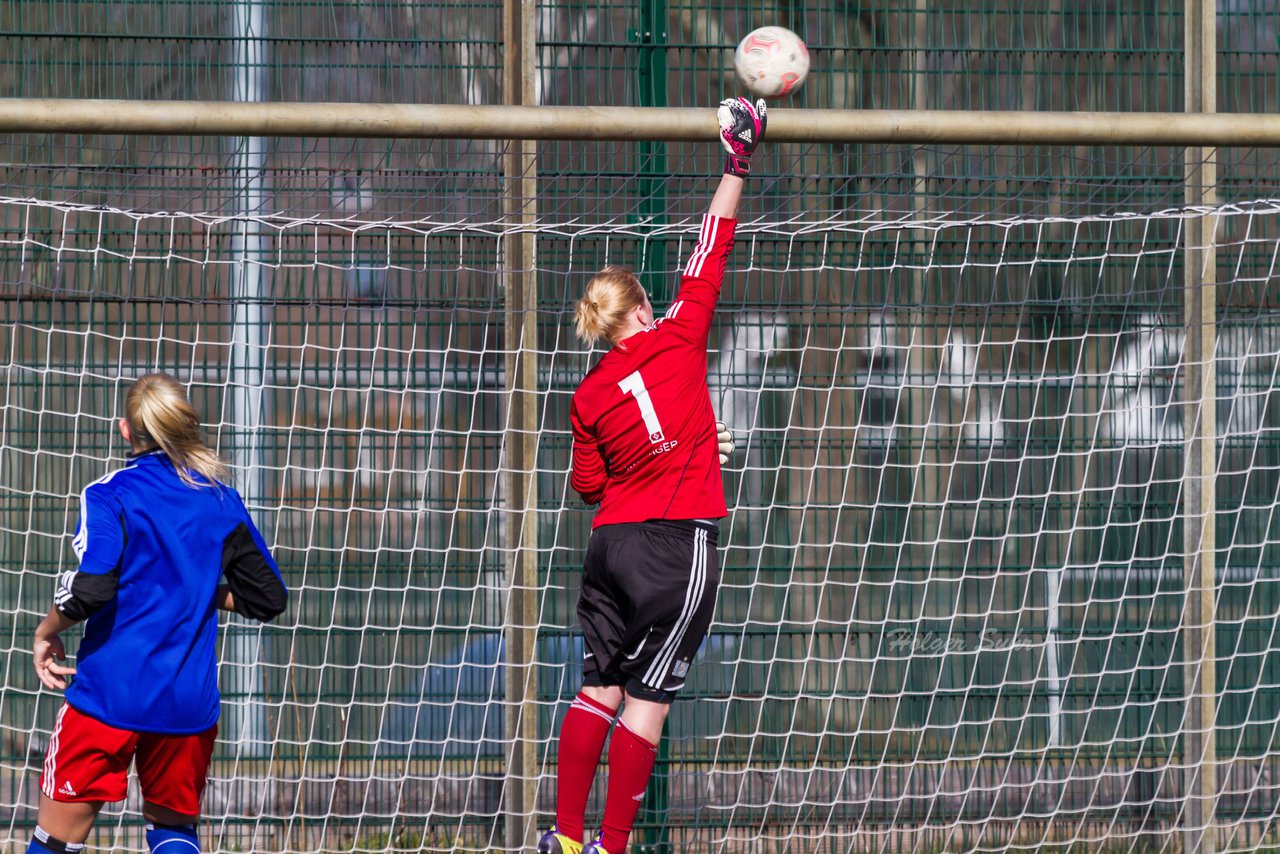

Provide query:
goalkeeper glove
left=715, top=420, right=736, bottom=466
left=718, top=96, right=767, bottom=178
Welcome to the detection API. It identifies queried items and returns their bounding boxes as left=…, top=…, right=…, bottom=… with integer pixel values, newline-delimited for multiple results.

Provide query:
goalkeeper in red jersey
left=538, top=96, right=766, bottom=854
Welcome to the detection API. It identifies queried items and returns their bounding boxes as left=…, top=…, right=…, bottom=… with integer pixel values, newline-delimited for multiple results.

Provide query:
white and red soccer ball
left=733, top=26, right=810, bottom=99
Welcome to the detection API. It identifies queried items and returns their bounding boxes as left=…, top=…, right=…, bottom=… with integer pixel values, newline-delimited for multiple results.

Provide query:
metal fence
left=3, top=2, right=1280, bottom=852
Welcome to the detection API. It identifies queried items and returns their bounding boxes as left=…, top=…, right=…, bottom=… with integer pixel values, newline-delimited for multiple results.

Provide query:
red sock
left=599, top=721, right=658, bottom=854
left=555, top=692, right=618, bottom=843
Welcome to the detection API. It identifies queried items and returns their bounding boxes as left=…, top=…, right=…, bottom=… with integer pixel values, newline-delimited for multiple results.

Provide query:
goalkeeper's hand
left=715, top=420, right=736, bottom=466
left=718, top=97, right=767, bottom=177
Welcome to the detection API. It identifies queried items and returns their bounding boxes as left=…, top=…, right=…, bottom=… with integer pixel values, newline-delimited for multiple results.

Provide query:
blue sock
left=145, top=824, right=199, bottom=854
left=28, top=827, right=84, bottom=854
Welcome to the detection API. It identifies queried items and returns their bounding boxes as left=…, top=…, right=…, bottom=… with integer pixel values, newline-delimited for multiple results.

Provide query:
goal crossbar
left=2, top=97, right=1280, bottom=146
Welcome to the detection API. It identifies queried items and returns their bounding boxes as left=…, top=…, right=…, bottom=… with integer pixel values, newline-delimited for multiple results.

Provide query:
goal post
left=1183, top=3, right=1218, bottom=853
left=1, top=103, right=1278, bottom=854
left=3, top=98, right=1280, bottom=145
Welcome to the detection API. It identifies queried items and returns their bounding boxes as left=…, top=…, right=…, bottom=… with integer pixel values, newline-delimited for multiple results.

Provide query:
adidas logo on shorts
left=59, top=780, right=77, bottom=797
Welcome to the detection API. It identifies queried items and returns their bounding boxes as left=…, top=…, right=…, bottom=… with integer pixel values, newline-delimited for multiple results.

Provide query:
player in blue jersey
left=28, top=372, right=288, bottom=854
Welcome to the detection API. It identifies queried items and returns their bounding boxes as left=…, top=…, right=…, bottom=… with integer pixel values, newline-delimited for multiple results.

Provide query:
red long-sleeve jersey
left=570, top=213, right=735, bottom=527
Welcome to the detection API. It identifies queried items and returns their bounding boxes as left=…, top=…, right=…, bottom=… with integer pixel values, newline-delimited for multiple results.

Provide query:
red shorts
left=40, top=703, right=217, bottom=816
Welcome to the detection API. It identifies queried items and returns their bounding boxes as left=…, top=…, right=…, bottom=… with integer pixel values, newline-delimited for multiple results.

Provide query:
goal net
left=3, top=132, right=1280, bottom=854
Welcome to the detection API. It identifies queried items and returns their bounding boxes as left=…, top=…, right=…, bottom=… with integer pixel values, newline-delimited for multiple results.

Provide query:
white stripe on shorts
left=43, top=704, right=69, bottom=798
left=643, top=527, right=708, bottom=688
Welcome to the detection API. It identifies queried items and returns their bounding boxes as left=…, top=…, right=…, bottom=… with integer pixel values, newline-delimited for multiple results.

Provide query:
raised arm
left=714, top=96, right=767, bottom=220
left=657, top=98, right=768, bottom=347
left=708, top=174, right=745, bottom=220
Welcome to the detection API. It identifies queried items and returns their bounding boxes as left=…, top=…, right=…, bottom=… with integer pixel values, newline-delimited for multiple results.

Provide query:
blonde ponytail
left=575, top=266, right=646, bottom=345
left=125, top=373, right=230, bottom=488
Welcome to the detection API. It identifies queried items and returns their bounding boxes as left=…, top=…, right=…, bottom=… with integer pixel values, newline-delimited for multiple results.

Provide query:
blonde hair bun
left=575, top=266, right=646, bottom=345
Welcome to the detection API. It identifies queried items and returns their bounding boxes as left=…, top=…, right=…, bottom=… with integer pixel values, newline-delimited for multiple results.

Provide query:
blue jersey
left=57, top=450, right=287, bottom=734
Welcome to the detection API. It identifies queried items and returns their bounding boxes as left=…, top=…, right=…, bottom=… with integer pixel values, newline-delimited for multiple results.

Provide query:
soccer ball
left=733, top=26, right=810, bottom=99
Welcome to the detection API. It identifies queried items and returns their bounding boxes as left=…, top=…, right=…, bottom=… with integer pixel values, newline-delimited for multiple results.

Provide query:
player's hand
left=718, top=97, right=767, bottom=176
left=715, top=420, right=736, bottom=465
left=718, top=97, right=767, bottom=157
left=33, top=632, right=75, bottom=691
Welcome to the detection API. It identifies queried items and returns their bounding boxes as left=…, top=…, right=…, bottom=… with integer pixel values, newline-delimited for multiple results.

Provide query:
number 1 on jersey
left=618, top=370, right=665, bottom=444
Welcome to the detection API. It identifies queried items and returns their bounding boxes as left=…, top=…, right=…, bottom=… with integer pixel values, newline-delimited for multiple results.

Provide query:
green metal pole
left=632, top=0, right=671, bottom=307
left=633, top=12, right=673, bottom=854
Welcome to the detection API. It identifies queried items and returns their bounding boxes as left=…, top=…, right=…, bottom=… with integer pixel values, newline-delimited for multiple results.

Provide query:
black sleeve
left=55, top=565, right=120, bottom=621
left=58, top=483, right=127, bottom=620
left=221, top=522, right=288, bottom=621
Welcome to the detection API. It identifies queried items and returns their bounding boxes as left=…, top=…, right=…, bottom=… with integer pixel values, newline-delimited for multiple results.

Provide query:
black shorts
left=578, top=519, right=720, bottom=703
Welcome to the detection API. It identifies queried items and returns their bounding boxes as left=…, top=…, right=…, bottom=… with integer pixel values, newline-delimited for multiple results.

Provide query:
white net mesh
left=3, top=187, right=1280, bottom=852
